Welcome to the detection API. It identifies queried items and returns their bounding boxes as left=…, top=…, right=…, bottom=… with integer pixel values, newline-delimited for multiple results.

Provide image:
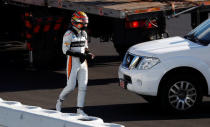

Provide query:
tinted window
left=188, top=19, right=210, bottom=44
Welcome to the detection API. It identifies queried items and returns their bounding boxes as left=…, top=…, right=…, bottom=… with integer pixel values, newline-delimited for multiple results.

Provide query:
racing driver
left=56, top=11, right=94, bottom=116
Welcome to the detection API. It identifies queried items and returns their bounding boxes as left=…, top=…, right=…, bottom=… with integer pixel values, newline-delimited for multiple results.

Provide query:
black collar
left=70, top=27, right=79, bottom=37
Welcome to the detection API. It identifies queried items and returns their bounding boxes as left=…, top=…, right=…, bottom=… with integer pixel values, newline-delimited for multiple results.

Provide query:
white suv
left=118, top=18, right=210, bottom=112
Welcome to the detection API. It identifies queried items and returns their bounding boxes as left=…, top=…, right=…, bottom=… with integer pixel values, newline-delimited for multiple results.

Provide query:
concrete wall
left=0, top=98, right=124, bottom=127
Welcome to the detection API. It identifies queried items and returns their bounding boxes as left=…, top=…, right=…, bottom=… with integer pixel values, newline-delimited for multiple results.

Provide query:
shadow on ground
left=0, top=48, right=119, bottom=92
left=62, top=101, right=210, bottom=123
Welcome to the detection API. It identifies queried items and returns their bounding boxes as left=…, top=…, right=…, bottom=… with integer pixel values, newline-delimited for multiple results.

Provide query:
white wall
left=0, top=98, right=124, bottom=127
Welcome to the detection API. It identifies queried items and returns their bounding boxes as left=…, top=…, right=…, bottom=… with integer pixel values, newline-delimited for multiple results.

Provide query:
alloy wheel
left=168, top=81, right=197, bottom=111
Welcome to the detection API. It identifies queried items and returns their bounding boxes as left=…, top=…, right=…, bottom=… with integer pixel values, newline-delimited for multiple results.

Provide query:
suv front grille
left=122, top=53, right=134, bottom=68
left=122, top=53, right=142, bottom=69
left=124, top=75, right=132, bottom=84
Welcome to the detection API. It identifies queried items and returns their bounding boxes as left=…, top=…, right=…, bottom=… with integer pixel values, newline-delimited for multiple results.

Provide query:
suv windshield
left=185, top=19, right=210, bottom=45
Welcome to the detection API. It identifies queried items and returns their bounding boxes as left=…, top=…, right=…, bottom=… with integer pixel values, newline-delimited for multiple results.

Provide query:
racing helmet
left=71, top=11, right=88, bottom=30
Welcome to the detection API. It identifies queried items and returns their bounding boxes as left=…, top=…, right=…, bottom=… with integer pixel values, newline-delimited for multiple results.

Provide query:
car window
left=187, top=19, right=210, bottom=45
left=198, top=27, right=210, bottom=42
left=195, top=23, right=210, bottom=42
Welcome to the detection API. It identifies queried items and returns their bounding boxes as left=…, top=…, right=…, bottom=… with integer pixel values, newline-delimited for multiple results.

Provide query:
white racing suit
left=58, top=26, right=89, bottom=109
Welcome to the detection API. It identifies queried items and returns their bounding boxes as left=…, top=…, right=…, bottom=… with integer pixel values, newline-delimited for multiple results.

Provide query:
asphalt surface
left=0, top=14, right=210, bottom=127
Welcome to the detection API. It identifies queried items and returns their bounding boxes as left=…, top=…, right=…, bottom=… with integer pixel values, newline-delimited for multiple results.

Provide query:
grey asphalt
left=0, top=14, right=210, bottom=127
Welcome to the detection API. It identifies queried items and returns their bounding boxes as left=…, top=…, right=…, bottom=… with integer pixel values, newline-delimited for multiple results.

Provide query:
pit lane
left=0, top=14, right=210, bottom=127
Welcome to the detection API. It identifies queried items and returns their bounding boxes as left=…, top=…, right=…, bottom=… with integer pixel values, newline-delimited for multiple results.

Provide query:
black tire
left=112, top=16, right=167, bottom=57
left=160, top=74, right=203, bottom=113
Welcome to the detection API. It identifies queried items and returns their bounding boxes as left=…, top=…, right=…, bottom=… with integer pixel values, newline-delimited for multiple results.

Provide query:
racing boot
left=77, top=108, right=88, bottom=116
left=56, top=99, right=64, bottom=112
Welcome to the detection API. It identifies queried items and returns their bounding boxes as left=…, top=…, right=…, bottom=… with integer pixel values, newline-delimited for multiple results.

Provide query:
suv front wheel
left=160, top=75, right=203, bottom=113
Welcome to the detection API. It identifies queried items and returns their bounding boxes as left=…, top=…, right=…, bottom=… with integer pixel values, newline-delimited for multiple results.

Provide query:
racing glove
left=85, top=50, right=95, bottom=61
left=66, top=50, right=86, bottom=63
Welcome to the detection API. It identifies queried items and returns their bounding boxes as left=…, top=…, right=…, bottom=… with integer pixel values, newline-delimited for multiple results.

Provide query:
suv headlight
left=137, top=57, right=160, bottom=70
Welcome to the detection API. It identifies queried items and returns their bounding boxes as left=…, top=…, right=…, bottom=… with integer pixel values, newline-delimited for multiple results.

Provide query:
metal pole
left=168, top=5, right=202, bottom=19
